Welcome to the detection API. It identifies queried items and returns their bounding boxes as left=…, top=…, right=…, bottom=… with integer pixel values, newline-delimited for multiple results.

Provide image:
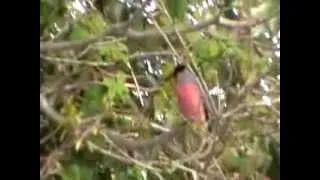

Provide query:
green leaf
left=193, top=39, right=221, bottom=62
left=60, top=164, right=95, bottom=180
left=165, top=0, right=188, bottom=21
left=185, top=32, right=202, bottom=44
left=103, top=73, right=129, bottom=102
left=61, top=164, right=81, bottom=180
left=61, top=96, right=79, bottom=124
left=113, top=166, right=146, bottom=180
left=78, top=11, right=107, bottom=34
left=40, top=0, right=67, bottom=33
left=80, top=85, right=106, bottom=116
left=70, top=25, right=91, bottom=40
left=98, top=42, right=128, bottom=62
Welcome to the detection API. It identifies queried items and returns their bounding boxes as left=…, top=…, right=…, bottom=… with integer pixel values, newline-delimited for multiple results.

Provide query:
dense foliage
left=40, top=0, right=280, bottom=179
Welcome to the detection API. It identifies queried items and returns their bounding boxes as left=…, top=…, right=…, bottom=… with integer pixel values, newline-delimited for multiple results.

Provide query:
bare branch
left=40, top=94, right=64, bottom=123
left=129, top=50, right=174, bottom=59
left=218, top=16, right=266, bottom=28
left=40, top=22, right=129, bottom=52
left=40, top=55, right=115, bottom=67
left=40, top=16, right=265, bottom=52
left=87, top=141, right=164, bottom=172
left=126, top=61, right=145, bottom=106
left=40, top=92, right=187, bottom=151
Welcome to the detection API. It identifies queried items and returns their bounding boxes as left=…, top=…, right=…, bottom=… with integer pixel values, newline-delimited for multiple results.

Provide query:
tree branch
left=40, top=22, right=129, bottom=52
left=40, top=16, right=265, bottom=52
left=40, top=94, right=64, bottom=123
left=40, top=93, right=187, bottom=151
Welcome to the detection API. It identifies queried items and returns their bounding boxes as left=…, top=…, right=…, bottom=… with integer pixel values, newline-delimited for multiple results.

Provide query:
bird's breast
left=176, top=82, right=205, bottom=122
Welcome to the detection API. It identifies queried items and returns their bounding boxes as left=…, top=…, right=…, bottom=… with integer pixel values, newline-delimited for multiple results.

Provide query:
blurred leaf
left=79, top=11, right=106, bottom=34
left=128, top=166, right=146, bottom=180
left=158, top=15, right=173, bottom=27
left=185, top=31, right=202, bottom=44
left=69, top=11, right=106, bottom=40
left=115, top=115, right=132, bottom=126
left=267, top=138, right=280, bottom=180
left=193, top=39, right=221, bottom=62
left=98, top=42, right=128, bottom=61
left=113, top=166, right=146, bottom=180
left=40, top=0, right=67, bottom=34
left=221, top=147, right=242, bottom=171
left=61, top=163, right=95, bottom=180
left=165, top=0, right=188, bottom=21
left=103, top=72, right=129, bottom=102
left=70, top=25, right=91, bottom=40
left=61, top=96, right=79, bottom=124
left=80, top=85, right=106, bottom=116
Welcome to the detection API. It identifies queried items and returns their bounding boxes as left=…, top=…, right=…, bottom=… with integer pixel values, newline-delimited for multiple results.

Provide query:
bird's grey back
left=176, top=69, right=197, bottom=84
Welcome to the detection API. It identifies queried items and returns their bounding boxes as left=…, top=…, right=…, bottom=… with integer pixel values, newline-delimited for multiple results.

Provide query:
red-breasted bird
left=173, top=65, right=207, bottom=126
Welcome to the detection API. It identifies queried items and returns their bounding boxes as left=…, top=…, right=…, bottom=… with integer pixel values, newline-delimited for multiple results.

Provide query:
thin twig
left=41, top=15, right=265, bottom=52
left=40, top=94, right=186, bottom=152
left=87, top=141, right=160, bottom=172
left=211, top=158, right=228, bottom=180
left=40, top=22, right=129, bottom=52
left=126, top=61, right=145, bottom=106
left=42, top=50, right=173, bottom=69
left=87, top=141, right=133, bottom=164
left=173, top=162, right=199, bottom=180
left=222, top=104, right=248, bottom=119
left=129, top=50, right=174, bottom=59
left=148, top=15, right=180, bottom=58
left=43, top=81, right=160, bottom=95
left=76, top=37, right=127, bottom=59
left=150, top=122, right=171, bottom=132
left=40, top=93, right=64, bottom=123
left=40, top=126, right=62, bottom=144
left=41, top=55, right=114, bottom=67
left=179, top=137, right=208, bottom=163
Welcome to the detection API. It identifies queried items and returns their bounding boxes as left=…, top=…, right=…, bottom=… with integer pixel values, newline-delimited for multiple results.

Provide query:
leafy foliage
left=80, top=84, right=106, bottom=116
left=40, top=0, right=279, bottom=179
left=98, top=42, right=129, bottom=62
left=61, top=163, right=95, bottom=180
left=103, top=73, right=130, bottom=102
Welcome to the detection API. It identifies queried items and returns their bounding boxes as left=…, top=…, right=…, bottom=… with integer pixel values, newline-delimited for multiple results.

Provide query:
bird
left=173, top=64, right=207, bottom=126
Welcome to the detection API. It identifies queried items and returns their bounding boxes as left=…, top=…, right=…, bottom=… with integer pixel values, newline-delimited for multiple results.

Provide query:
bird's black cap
left=173, top=64, right=187, bottom=78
